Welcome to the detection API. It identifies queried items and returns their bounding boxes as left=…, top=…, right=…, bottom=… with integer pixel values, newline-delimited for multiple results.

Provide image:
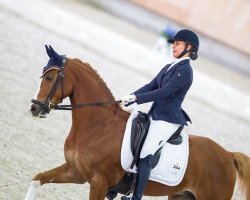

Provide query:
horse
left=26, top=46, right=250, bottom=200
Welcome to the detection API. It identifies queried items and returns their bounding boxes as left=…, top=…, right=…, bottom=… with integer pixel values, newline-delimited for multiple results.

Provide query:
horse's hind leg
left=24, top=163, right=86, bottom=200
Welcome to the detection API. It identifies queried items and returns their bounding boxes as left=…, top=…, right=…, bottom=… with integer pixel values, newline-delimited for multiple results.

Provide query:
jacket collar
left=165, top=58, right=190, bottom=74
left=172, top=57, right=190, bottom=66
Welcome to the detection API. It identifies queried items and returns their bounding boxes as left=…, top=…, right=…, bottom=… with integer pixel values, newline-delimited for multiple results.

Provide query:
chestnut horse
left=27, top=46, right=250, bottom=200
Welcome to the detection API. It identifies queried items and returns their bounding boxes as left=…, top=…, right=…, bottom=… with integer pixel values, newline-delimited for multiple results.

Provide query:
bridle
left=31, top=56, right=121, bottom=112
left=31, top=56, right=66, bottom=113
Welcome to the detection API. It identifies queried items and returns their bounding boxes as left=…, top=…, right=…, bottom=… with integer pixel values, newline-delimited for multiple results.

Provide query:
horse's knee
left=32, top=172, right=44, bottom=182
left=31, top=164, right=86, bottom=185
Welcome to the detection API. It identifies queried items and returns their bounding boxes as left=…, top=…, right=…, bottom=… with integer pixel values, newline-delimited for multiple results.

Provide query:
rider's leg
left=131, top=120, right=180, bottom=200
left=140, top=119, right=180, bottom=158
left=131, top=154, right=153, bottom=200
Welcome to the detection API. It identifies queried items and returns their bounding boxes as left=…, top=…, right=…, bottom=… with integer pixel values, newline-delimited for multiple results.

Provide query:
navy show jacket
left=134, top=59, right=193, bottom=126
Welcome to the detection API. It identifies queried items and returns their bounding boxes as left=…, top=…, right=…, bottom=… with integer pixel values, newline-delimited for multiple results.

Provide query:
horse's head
left=30, top=45, right=73, bottom=118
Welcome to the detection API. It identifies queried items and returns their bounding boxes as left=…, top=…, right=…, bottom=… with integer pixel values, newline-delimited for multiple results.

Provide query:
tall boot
left=131, top=154, right=153, bottom=200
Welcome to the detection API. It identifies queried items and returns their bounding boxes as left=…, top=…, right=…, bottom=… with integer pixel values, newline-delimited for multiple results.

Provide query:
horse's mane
left=72, top=58, right=115, bottom=100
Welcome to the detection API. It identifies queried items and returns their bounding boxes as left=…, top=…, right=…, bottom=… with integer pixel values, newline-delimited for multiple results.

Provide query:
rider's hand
left=120, top=95, right=136, bottom=105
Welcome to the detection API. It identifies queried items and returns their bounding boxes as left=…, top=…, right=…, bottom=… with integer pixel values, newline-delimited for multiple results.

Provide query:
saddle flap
left=130, top=111, right=150, bottom=167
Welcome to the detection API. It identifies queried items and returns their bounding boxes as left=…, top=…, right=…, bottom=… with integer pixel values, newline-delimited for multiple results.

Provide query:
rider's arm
left=135, top=66, right=191, bottom=104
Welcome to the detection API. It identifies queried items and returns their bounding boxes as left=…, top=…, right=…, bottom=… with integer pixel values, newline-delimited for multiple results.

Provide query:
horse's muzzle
left=30, top=103, right=48, bottom=118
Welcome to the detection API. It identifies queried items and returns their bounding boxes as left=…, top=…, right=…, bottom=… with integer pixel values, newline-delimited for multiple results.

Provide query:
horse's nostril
left=30, top=105, right=37, bottom=113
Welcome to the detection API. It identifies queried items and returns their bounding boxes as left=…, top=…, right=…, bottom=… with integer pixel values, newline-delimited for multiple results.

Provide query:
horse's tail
left=231, top=152, right=250, bottom=199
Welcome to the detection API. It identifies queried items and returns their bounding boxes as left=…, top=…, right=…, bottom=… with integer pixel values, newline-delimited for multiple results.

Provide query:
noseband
left=31, top=56, right=121, bottom=112
left=31, top=56, right=67, bottom=113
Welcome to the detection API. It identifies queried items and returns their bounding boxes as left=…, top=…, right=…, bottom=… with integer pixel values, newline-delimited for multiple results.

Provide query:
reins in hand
left=54, top=100, right=122, bottom=110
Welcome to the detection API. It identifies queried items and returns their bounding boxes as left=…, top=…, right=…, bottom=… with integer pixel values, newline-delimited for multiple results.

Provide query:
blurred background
left=0, top=0, right=249, bottom=199
left=89, top=0, right=250, bottom=75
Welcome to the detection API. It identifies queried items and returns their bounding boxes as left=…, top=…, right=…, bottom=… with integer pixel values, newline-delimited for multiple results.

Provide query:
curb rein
left=31, top=56, right=121, bottom=112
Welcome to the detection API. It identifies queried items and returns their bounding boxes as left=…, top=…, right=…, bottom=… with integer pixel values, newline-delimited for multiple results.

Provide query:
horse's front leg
left=89, top=175, right=109, bottom=200
left=24, top=163, right=86, bottom=200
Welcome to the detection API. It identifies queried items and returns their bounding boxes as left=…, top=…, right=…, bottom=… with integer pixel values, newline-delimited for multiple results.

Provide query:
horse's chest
left=64, top=149, right=76, bottom=164
left=64, top=140, right=90, bottom=169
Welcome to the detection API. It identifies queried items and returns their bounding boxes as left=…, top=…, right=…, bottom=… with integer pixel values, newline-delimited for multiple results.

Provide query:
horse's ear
left=45, top=45, right=52, bottom=58
left=48, top=45, right=61, bottom=60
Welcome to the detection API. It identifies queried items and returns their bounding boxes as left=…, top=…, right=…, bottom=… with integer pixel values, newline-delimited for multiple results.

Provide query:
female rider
left=121, top=29, right=199, bottom=200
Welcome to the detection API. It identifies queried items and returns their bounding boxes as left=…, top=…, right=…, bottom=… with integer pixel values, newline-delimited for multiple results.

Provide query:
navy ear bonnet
left=43, top=45, right=64, bottom=74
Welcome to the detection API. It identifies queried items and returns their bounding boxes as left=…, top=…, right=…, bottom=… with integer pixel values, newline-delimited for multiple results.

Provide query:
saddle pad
left=121, top=111, right=189, bottom=186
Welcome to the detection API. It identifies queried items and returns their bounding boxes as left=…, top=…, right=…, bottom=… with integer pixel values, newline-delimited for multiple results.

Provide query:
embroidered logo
left=173, top=164, right=180, bottom=170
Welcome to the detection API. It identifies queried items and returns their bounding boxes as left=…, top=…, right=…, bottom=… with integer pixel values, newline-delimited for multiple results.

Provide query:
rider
left=121, top=29, right=199, bottom=200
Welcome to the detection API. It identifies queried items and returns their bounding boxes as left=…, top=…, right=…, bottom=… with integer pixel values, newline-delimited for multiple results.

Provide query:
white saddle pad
left=121, top=111, right=189, bottom=186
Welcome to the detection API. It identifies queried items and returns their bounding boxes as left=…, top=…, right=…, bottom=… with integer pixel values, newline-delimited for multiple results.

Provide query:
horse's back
left=188, top=134, right=235, bottom=172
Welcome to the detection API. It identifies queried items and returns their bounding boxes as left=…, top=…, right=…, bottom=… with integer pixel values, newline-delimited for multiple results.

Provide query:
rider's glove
left=120, top=95, right=136, bottom=105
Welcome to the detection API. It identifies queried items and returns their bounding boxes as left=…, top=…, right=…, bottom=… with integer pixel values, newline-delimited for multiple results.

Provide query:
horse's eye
left=45, top=75, right=53, bottom=81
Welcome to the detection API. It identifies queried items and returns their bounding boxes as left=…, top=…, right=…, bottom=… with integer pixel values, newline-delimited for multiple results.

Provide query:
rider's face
left=172, top=40, right=187, bottom=58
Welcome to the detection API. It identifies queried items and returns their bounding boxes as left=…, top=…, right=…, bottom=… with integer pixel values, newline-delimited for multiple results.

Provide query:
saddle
left=106, top=112, right=183, bottom=199
left=130, top=111, right=150, bottom=168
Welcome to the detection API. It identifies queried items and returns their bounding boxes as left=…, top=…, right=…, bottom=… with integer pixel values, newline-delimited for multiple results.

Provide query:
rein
left=54, top=100, right=122, bottom=111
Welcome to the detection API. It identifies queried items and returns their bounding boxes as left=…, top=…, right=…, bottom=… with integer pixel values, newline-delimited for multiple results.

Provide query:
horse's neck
left=69, top=59, right=114, bottom=103
left=64, top=59, right=128, bottom=175
left=68, top=59, right=118, bottom=135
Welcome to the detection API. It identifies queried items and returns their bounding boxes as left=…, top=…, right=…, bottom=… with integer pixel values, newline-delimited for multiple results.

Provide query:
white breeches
left=140, top=118, right=180, bottom=158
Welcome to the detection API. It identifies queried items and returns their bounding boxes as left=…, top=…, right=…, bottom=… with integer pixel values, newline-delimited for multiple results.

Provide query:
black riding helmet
left=167, top=29, right=199, bottom=60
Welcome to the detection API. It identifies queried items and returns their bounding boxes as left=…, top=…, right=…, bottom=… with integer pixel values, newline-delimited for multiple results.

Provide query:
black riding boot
left=131, top=154, right=153, bottom=200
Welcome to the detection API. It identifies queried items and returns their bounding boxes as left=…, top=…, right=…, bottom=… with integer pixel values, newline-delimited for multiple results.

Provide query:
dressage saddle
left=106, top=112, right=183, bottom=199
